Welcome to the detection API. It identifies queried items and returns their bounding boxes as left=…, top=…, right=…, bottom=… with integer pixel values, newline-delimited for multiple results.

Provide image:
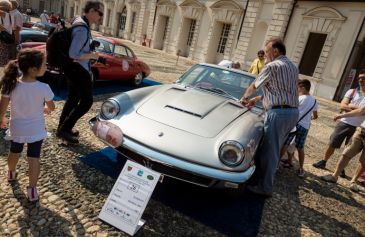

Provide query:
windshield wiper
left=196, top=86, right=237, bottom=101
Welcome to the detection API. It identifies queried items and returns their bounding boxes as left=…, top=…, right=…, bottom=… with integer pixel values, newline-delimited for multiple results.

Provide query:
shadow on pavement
left=78, top=147, right=265, bottom=237
left=9, top=181, right=86, bottom=236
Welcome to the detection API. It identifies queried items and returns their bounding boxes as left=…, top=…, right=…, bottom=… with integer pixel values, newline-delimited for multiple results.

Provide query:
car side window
left=94, top=40, right=112, bottom=54
left=126, top=47, right=134, bottom=58
left=114, top=45, right=129, bottom=57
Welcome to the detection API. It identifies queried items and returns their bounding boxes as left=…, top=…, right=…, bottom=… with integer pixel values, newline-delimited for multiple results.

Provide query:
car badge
left=137, top=170, right=144, bottom=177
left=158, top=132, right=164, bottom=137
left=147, top=175, right=154, bottom=180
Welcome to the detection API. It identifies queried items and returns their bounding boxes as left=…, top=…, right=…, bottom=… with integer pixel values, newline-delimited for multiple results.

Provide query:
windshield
left=176, top=64, right=262, bottom=106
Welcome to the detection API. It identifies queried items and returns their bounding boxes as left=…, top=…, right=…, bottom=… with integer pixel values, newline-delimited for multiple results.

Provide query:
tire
left=132, top=72, right=144, bottom=87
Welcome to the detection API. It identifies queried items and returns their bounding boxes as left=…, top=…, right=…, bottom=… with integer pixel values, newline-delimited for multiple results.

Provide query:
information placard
left=99, top=160, right=161, bottom=235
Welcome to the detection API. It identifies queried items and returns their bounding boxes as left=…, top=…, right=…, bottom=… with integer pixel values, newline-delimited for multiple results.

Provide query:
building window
left=186, top=19, right=196, bottom=47
left=217, top=23, right=231, bottom=54
left=23, top=0, right=29, bottom=8
left=130, top=12, right=136, bottom=33
left=162, top=17, right=169, bottom=41
left=299, top=32, right=327, bottom=76
left=119, top=7, right=127, bottom=31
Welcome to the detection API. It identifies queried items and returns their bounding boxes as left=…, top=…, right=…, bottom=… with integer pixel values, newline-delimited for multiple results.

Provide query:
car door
left=93, top=39, right=115, bottom=80
left=112, top=44, right=138, bottom=80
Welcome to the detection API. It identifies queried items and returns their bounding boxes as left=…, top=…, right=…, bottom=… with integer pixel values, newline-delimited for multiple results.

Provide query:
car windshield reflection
left=176, top=64, right=262, bottom=106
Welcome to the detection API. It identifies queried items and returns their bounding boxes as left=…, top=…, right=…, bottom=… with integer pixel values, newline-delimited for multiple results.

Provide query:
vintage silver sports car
left=90, top=63, right=264, bottom=189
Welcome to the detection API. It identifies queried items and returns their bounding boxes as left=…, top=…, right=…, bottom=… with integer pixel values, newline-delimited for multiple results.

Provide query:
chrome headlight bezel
left=100, top=99, right=120, bottom=120
left=219, top=141, right=245, bottom=167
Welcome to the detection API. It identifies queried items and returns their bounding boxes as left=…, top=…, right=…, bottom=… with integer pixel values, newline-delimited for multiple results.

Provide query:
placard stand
left=99, top=160, right=160, bottom=236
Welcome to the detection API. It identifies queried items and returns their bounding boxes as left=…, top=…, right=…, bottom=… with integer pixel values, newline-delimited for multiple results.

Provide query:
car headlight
left=219, top=141, right=245, bottom=167
left=100, top=99, right=120, bottom=120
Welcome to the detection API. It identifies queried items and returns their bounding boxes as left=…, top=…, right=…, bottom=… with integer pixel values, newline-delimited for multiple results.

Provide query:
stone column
left=146, top=0, right=158, bottom=46
left=135, top=0, right=147, bottom=44
left=264, top=0, right=295, bottom=40
left=234, top=0, right=261, bottom=66
left=124, top=4, right=132, bottom=40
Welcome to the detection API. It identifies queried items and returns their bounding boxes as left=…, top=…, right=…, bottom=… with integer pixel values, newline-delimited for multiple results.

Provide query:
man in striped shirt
left=241, top=38, right=299, bottom=197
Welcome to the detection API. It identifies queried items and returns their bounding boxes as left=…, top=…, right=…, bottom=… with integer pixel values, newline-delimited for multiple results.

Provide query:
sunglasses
left=258, top=54, right=264, bottom=57
left=94, top=8, right=103, bottom=17
left=359, top=76, right=365, bottom=80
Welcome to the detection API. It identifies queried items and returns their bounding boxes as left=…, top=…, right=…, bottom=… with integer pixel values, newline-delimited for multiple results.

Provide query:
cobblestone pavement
left=0, top=41, right=365, bottom=237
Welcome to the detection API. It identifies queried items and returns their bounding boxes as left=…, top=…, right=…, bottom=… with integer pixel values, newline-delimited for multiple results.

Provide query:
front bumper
left=89, top=117, right=255, bottom=188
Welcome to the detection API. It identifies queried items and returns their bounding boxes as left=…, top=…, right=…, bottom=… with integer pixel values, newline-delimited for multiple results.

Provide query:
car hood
left=137, top=86, right=247, bottom=138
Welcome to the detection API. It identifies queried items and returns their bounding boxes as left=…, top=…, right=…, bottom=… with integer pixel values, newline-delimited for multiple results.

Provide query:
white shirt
left=40, top=13, right=49, bottom=23
left=0, top=13, right=13, bottom=34
left=297, top=95, right=318, bottom=129
left=1, top=80, right=54, bottom=143
left=218, top=60, right=234, bottom=68
left=341, top=88, right=365, bottom=127
left=10, top=9, right=23, bottom=30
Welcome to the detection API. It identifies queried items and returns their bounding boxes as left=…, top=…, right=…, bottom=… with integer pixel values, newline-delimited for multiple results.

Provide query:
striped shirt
left=254, top=55, right=299, bottom=109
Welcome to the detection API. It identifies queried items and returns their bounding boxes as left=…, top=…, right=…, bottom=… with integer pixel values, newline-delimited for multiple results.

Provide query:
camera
left=90, top=40, right=107, bottom=65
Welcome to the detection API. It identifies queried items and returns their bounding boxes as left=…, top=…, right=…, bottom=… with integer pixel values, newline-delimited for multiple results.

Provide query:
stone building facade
left=18, top=0, right=65, bottom=15
left=23, top=0, right=365, bottom=101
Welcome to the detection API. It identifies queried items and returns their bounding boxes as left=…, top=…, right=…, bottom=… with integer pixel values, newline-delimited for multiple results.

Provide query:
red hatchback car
left=24, top=36, right=151, bottom=86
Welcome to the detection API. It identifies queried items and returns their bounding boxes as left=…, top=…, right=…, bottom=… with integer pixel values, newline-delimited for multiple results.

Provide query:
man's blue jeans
left=254, top=108, right=299, bottom=193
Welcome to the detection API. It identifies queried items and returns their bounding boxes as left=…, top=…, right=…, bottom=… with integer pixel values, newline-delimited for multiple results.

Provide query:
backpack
left=46, top=23, right=90, bottom=69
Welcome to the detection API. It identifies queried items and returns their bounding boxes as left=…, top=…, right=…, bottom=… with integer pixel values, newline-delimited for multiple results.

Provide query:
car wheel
left=132, top=72, right=144, bottom=87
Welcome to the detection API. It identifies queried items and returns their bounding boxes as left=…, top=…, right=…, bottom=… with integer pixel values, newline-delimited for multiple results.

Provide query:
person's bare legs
left=324, top=145, right=335, bottom=161
left=350, top=163, right=365, bottom=183
left=27, top=157, right=40, bottom=187
left=286, top=151, right=294, bottom=166
left=8, top=152, right=21, bottom=172
left=332, top=155, right=351, bottom=180
left=280, top=145, right=288, bottom=159
left=298, top=149, right=305, bottom=170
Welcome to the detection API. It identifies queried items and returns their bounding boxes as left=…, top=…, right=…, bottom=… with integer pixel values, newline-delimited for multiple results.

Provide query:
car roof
left=197, top=63, right=256, bottom=78
left=95, top=36, right=126, bottom=47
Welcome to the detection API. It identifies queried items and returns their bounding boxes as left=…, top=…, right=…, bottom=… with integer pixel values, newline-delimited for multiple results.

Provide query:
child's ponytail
left=0, top=60, right=19, bottom=95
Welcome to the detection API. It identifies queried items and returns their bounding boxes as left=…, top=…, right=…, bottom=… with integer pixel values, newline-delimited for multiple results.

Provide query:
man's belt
left=271, top=105, right=295, bottom=109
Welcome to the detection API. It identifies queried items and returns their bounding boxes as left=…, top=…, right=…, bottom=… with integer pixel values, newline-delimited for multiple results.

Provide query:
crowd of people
left=0, top=0, right=363, bottom=204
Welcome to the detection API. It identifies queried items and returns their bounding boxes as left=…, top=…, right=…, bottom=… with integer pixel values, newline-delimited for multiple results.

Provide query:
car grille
left=116, top=146, right=217, bottom=187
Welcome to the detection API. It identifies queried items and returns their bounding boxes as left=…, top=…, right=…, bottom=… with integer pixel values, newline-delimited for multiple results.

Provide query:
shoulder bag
left=0, top=15, right=15, bottom=44
left=289, top=99, right=317, bottom=135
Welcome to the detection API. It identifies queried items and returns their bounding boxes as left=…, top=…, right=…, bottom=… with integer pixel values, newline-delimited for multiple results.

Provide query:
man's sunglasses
left=359, top=76, right=365, bottom=80
left=94, top=8, right=103, bottom=17
left=258, top=54, right=265, bottom=57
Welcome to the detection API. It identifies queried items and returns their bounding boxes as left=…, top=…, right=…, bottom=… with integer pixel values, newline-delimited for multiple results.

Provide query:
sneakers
left=321, top=174, right=338, bottom=183
left=349, top=182, right=360, bottom=192
left=313, top=160, right=326, bottom=169
left=56, top=130, right=79, bottom=144
left=7, top=170, right=16, bottom=182
left=27, top=186, right=39, bottom=202
left=298, top=169, right=305, bottom=178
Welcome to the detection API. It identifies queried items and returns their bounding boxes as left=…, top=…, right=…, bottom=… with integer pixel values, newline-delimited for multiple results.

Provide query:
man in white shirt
left=313, top=71, right=365, bottom=177
left=9, top=0, right=22, bottom=59
left=218, top=59, right=240, bottom=69
left=40, top=10, right=49, bottom=23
